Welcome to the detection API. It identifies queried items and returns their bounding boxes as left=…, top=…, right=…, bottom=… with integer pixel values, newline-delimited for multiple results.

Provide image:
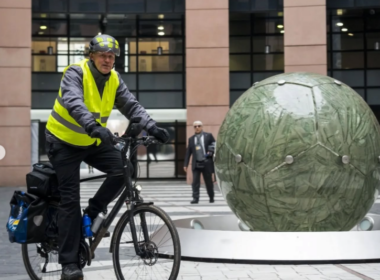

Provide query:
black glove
left=147, top=125, right=170, bottom=143
left=88, top=125, right=114, bottom=146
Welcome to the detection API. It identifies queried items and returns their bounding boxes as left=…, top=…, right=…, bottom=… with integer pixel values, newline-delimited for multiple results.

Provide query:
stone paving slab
left=1, top=182, right=380, bottom=280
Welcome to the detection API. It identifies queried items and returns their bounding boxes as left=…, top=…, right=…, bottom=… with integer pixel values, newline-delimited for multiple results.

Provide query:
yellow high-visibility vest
left=46, top=59, right=119, bottom=146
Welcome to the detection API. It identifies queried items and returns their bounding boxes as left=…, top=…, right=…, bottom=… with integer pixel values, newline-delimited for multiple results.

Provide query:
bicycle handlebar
left=113, top=135, right=159, bottom=148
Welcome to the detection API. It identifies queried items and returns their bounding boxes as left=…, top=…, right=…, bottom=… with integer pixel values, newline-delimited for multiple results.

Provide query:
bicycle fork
left=128, top=205, right=151, bottom=257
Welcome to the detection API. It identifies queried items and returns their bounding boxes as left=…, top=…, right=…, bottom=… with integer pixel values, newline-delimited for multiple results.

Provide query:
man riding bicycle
left=45, top=34, right=169, bottom=280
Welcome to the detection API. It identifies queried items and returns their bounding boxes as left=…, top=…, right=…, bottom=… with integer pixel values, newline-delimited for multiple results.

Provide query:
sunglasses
left=194, top=125, right=202, bottom=128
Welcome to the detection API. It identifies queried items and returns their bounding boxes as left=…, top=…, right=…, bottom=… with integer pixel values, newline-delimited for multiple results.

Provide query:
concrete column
left=284, top=0, right=327, bottom=75
left=0, top=0, right=31, bottom=186
left=185, top=0, right=229, bottom=183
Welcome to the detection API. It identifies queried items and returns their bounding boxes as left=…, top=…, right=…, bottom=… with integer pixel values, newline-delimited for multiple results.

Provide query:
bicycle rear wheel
left=113, top=204, right=181, bottom=280
left=22, top=241, right=61, bottom=280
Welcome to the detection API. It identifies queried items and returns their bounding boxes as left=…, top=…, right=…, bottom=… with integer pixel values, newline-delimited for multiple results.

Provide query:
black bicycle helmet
left=89, top=34, right=120, bottom=57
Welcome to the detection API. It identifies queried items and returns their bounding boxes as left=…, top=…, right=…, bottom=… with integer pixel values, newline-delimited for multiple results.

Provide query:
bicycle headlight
left=135, top=185, right=142, bottom=192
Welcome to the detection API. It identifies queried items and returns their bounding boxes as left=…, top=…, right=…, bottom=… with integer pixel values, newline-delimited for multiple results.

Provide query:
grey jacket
left=46, top=60, right=155, bottom=146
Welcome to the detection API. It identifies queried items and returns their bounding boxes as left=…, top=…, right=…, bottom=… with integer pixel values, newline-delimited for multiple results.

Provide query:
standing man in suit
left=184, top=121, right=216, bottom=204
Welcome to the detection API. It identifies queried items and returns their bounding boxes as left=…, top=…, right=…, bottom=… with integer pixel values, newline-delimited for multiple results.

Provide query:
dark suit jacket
left=184, top=132, right=216, bottom=171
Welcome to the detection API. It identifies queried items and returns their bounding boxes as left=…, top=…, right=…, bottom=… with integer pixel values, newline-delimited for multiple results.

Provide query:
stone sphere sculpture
left=214, top=72, right=380, bottom=232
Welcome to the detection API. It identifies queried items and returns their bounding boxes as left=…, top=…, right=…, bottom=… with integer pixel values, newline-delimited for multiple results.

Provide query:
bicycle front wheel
left=113, top=204, right=181, bottom=280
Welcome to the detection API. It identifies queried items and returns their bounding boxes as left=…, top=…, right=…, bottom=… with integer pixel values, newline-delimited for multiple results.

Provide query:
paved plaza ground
left=1, top=176, right=380, bottom=280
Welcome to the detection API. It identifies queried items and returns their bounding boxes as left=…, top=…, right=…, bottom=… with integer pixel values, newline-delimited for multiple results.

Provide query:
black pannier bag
left=6, top=191, right=48, bottom=244
left=26, top=162, right=60, bottom=199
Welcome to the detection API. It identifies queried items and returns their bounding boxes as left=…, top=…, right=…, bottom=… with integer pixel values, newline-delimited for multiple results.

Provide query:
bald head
left=193, top=120, right=203, bottom=134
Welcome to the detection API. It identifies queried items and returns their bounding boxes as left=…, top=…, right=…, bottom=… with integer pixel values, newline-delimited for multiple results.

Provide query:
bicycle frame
left=79, top=136, right=153, bottom=259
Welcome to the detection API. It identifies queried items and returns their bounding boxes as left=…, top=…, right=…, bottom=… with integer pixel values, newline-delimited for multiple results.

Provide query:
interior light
left=278, top=12, right=283, bottom=17
left=342, top=28, right=348, bottom=32
left=336, top=22, right=344, bottom=26
left=280, top=30, right=285, bottom=34
left=158, top=31, right=165, bottom=36
left=98, top=32, right=102, bottom=35
left=158, top=14, right=164, bottom=19
left=40, top=14, right=47, bottom=18
left=40, top=25, right=47, bottom=30
left=277, top=24, right=284, bottom=29
left=337, top=9, right=344, bottom=16
left=38, top=31, right=44, bottom=35
left=348, top=33, right=354, bottom=36
left=157, top=26, right=164, bottom=30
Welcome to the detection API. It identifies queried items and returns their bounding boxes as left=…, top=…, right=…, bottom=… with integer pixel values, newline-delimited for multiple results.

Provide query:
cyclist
left=45, top=34, right=169, bottom=280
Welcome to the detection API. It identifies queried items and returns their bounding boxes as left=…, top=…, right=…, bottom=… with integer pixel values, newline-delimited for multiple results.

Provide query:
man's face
left=194, top=124, right=203, bottom=134
left=90, top=51, right=115, bottom=74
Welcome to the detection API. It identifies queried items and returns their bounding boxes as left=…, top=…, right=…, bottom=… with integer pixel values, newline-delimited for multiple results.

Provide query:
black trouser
left=192, top=167, right=214, bottom=201
left=46, top=141, right=124, bottom=265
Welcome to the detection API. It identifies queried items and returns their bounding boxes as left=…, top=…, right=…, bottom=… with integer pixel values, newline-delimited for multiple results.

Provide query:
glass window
left=230, top=20, right=251, bottom=35
left=139, top=74, right=182, bottom=90
left=367, top=52, right=380, bottom=68
left=230, top=73, right=251, bottom=89
left=148, top=162, right=175, bottom=178
left=367, top=15, right=380, bottom=31
left=253, top=35, right=283, bottom=53
left=253, top=54, right=284, bottom=71
left=128, top=56, right=137, bottom=72
left=32, top=55, right=69, bottom=72
left=230, top=55, right=251, bottom=71
left=32, top=92, right=58, bottom=109
left=139, top=92, right=183, bottom=108
left=332, top=52, right=364, bottom=69
left=146, top=0, right=173, bottom=13
left=174, top=0, right=185, bottom=12
left=366, top=33, right=380, bottom=50
left=108, top=0, right=144, bottom=13
left=331, top=17, right=364, bottom=33
left=253, top=71, right=282, bottom=83
left=253, top=17, right=283, bottom=34
left=69, top=0, right=106, bottom=13
left=32, top=19, right=67, bottom=36
left=327, top=0, right=354, bottom=8
left=332, top=70, right=364, bottom=87
left=229, top=0, right=250, bottom=12
left=354, top=88, right=365, bottom=99
left=138, top=56, right=182, bottom=72
left=32, top=73, right=62, bottom=90
left=332, top=34, right=364, bottom=50
left=251, top=0, right=283, bottom=11
left=70, top=17, right=100, bottom=36
left=230, top=37, right=251, bottom=53
left=356, top=1, right=380, bottom=8
left=367, top=88, right=380, bottom=105
left=137, top=38, right=183, bottom=54
left=139, top=21, right=182, bottom=36
left=367, top=70, right=380, bottom=86
left=230, top=90, right=244, bottom=106
left=32, top=0, right=68, bottom=12
left=105, top=19, right=137, bottom=37
left=120, top=74, right=136, bottom=90
left=32, top=37, right=68, bottom=54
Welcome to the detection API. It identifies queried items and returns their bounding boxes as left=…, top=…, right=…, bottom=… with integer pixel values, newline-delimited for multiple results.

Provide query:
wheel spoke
left=114, top=205, right=180, bottom=280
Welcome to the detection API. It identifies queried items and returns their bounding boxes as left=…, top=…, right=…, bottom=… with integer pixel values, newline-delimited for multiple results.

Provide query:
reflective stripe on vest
left=46, top=59, right=119, bottom=146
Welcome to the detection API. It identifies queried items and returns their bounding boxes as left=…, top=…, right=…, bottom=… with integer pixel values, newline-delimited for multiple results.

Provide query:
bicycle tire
left=112, top=204, right=181, bottom=280
left=22, top=243, right=41, bottom=280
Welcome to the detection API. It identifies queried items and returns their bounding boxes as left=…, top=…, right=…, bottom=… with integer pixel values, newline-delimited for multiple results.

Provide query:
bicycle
left=21, top=120, right=182, bottom=280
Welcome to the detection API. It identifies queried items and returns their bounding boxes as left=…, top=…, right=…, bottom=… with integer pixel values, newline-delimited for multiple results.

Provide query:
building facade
left=1, top=0, right=380, bottom=185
